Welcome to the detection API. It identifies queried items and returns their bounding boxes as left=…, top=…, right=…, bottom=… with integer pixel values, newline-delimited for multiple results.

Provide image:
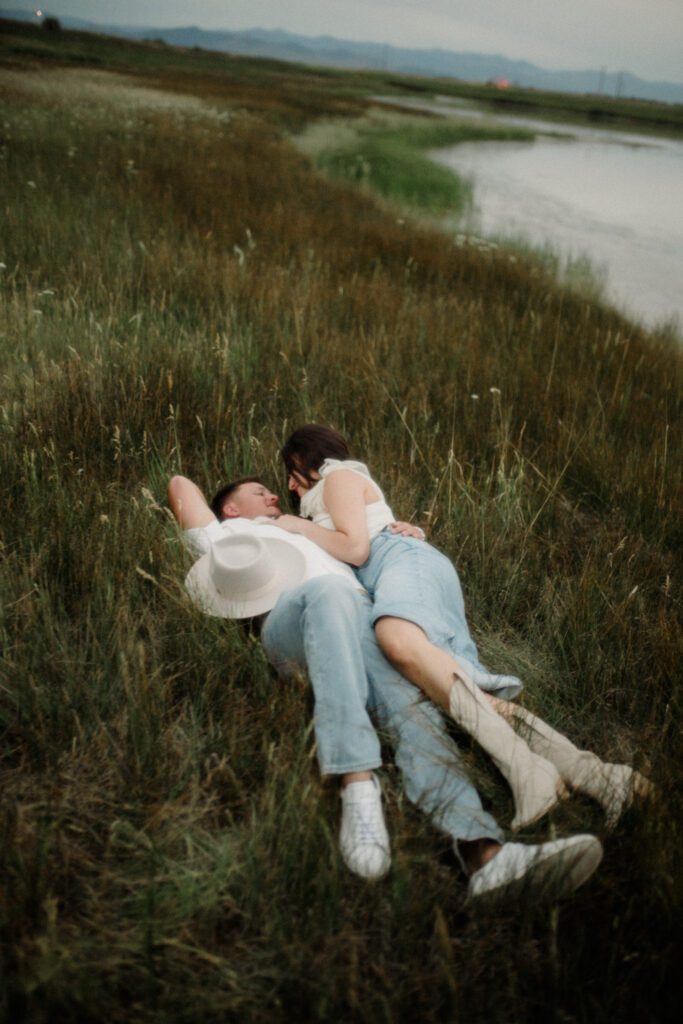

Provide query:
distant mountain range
left=4, top=8, right=683, bottom=105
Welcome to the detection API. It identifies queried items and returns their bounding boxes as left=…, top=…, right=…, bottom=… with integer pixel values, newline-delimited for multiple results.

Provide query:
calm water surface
left=383, top=96, right=683, bottom=333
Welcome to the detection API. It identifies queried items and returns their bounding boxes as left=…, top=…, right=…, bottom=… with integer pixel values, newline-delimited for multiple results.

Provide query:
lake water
left=381, top=96, right=683, bottom=334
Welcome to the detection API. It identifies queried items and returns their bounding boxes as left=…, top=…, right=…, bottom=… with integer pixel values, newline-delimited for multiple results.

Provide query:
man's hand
left=389, top=521, right=425, bottom=540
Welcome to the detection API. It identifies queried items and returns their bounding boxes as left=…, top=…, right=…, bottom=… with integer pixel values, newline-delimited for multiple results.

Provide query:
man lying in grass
left=168, top=473, right=605, bottom=904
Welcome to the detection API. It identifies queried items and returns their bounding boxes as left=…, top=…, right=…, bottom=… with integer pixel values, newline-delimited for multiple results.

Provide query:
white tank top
left=300, top=459, right=395, bottom=539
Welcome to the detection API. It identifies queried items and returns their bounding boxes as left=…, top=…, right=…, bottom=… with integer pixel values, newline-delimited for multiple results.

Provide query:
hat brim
left=185, top=535, right=307, bottom=619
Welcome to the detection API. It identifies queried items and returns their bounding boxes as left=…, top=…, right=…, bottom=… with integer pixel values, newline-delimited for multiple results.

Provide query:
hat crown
left=185, top=528, right=308, bottom=619
left=209, top=534, right=275, bottom=597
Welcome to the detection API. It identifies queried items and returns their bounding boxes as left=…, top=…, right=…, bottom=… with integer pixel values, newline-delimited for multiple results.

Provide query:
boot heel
left=511, top=775, right=568, bottom=831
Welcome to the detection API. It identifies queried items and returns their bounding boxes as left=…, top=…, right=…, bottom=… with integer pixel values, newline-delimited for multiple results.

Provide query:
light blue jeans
left=356, top=531, right=523, bottom=700
left=261, top=575, right=504, bottom=846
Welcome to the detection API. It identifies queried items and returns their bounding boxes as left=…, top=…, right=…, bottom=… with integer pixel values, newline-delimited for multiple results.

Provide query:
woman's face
left=287, top=466, right=320, bottom=499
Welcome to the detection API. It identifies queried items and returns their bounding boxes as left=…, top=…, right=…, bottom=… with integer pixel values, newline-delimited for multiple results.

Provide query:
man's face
left=225, top=481, right=281, bottom=519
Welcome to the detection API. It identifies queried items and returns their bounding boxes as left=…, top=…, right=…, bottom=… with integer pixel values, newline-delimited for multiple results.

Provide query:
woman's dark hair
left=280, top=424, right=350, bottom=509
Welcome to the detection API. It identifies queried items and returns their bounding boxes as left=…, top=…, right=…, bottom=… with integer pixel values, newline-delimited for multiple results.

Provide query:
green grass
left=295, top=112, right=534, bottom=215
left=0, top=20, right=681, bottom=1024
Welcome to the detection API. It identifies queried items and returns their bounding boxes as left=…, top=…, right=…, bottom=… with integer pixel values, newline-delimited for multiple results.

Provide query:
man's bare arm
left=167, top=475, right=216, bottom=529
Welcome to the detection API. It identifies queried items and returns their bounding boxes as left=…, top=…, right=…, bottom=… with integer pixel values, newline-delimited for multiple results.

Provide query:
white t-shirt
left=184, top=516, right=359, bottom=587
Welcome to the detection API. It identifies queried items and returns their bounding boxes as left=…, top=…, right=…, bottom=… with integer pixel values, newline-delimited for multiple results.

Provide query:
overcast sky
left=12, top=1, right=683, bottom=83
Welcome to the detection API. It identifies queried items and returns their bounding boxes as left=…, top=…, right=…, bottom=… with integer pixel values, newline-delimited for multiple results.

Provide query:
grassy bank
left=0, top=23, right=681, bottom=1024
left=2, top=15, right=683, bottom=136
left=294, top=111, right=534, bottom=216
left=385, top=76, right=683, bottom=135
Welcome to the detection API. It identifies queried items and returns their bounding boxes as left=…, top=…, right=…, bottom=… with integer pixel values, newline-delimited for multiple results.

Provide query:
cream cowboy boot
left=447, top=674, right=567, bottom=830
left=510, top=706, right=654, bottom=828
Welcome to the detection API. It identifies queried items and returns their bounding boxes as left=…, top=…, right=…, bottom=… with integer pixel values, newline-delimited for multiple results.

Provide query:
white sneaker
left=339, top=775, right=391, bottom=880
left=467, top=834, right=603, bottom=904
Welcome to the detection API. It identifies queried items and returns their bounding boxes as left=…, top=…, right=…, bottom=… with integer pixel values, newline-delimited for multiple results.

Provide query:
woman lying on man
left=270, top=423, right=652, bottom=830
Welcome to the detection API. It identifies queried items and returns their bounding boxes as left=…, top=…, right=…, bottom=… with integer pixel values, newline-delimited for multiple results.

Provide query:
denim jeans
left=357, top=531, right=522, bottom=700
left=261, top=575, right=504, bottom=845
left=262, top=576, right=382, bottom=775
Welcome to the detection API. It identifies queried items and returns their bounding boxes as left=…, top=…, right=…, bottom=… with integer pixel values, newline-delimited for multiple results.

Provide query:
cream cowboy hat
left=185, top=532, right=307, bottom=619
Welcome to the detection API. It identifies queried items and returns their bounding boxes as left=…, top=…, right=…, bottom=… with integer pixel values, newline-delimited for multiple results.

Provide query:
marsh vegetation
left=294, top=110, right=534, bottom=215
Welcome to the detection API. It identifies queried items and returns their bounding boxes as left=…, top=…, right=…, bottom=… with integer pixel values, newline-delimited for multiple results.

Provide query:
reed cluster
left=0, top=25, right=681, bottom=1024
left=295, top=111, right=534, bottom=214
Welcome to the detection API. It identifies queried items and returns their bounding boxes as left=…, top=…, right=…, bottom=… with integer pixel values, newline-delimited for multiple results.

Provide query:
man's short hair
left=210, top=476, right=264, bottom=520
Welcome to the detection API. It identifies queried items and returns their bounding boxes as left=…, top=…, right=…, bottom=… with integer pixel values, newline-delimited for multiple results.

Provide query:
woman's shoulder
left=320, top=459, right=386, bottom=505
left=320, top=458, right=373, bottom=482
left=300, top=462, right=362, bottom=518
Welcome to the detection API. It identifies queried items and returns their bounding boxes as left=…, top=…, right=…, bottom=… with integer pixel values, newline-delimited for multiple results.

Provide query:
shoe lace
left=346, top=799, right=385, bottom=845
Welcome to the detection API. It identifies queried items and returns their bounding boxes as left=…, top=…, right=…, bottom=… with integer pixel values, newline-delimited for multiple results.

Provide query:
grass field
left=0, top=20, right=681, bottom=1024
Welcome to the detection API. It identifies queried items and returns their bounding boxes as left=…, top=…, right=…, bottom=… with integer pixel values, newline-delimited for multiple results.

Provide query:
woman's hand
left=390, top=521, right=426, bottom=540
left=269, top=514, right=311, bottom=536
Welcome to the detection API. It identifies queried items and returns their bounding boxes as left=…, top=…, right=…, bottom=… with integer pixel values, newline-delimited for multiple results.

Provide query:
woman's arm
left=272, top=470, right=371, bottom=565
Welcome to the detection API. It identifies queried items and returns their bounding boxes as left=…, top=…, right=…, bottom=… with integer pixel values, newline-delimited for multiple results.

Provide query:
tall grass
left=0, top=27, right=681, bottom=1024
